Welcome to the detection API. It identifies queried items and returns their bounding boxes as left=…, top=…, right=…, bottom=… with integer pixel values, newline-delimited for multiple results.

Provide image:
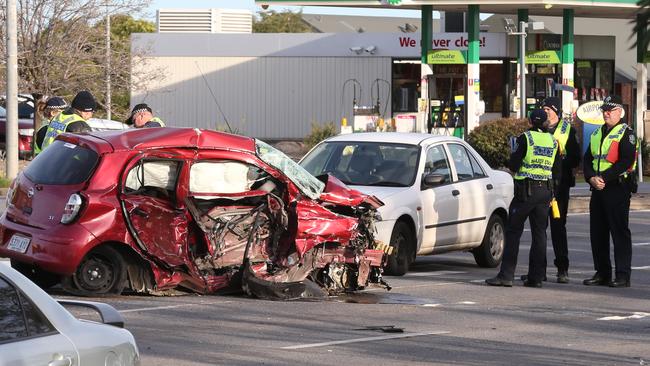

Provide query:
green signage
left=427, top=50, right=467, bottom=64
left=525, top=50, right=561, bottom=64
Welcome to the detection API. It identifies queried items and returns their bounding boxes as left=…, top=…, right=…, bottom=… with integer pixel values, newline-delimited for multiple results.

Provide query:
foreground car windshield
left=302, top=142, right=420, bottom=187
left=255, top=139, right=324, bottom=199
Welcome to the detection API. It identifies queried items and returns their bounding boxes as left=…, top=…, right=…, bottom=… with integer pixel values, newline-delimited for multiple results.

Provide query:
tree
left=253, top=9, right=312, bottom=33
left=634, top=0, right=649, bottom=54
left=0, top=0, right=157, bottom=120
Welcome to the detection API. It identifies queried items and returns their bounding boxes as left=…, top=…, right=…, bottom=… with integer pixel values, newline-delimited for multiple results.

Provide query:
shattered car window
left=255, top=140, right=324, bottom=200
left=190, top=161, right=259, bottom=194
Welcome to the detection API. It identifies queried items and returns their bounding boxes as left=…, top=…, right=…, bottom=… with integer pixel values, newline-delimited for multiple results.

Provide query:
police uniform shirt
left=548, top=122, right=581, bottom=187
left=508, top=128, right=562, bottom=181
left=583, top=122, right=636, bottom=184
left=509, top=128, right=562, bottom=182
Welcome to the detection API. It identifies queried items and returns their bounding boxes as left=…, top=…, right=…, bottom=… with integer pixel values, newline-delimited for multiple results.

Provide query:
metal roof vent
left=157, top=8, right=252, bottom=33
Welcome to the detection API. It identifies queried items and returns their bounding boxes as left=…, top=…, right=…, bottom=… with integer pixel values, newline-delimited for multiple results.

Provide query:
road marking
left=422, top=304, right=441, bottom=307
left=632, top=265, right=650, bottom=270
left=633, top=242, right=650, bottom=246
left=119, top=304, right=206, bottom=313
left=457, top=301, right=476, bottom=305
left=406, top=271, right=466, bottom=277
left=598, top=312, right=650, bottom=321
left=281, top=330, right=450, bottom=349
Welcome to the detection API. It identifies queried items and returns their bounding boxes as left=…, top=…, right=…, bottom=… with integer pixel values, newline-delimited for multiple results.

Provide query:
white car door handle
left=48, top=354, right=73, bottom=366
left=486, top=184, right=493, bottom=190
left=452, top=190, right=460, bottom=196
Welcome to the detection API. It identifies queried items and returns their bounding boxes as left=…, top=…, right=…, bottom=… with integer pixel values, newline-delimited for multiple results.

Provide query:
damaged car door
left=121, top=157, right=189, bottom=267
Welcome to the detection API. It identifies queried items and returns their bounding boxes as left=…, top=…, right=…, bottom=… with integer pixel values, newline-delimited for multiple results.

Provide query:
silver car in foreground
left=0, top=264, right=139, bottom=366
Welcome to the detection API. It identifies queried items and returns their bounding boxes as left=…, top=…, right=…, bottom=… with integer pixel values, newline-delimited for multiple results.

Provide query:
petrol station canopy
left=256, top=0, right=639, bottom=18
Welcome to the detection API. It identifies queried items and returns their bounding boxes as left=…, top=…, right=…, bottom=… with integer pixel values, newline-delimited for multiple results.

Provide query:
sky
left=147, top=0, right=425, bottom=20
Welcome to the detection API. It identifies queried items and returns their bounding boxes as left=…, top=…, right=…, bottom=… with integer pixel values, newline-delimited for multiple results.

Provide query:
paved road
left=5, top=210, right=643, bottom=366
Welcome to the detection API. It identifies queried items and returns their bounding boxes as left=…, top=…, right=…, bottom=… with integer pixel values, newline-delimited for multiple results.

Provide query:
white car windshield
left=301, top=142, right=420, bottom=187
left=255, top=140, right=325, bottom=200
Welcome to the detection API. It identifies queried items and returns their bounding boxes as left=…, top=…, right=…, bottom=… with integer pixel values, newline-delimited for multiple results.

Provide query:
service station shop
left=133, top=31, right=615, bottom=139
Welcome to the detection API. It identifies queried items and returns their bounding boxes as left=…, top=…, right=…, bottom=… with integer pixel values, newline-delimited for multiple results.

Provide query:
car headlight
left=18, top=128, right=34, bottom=136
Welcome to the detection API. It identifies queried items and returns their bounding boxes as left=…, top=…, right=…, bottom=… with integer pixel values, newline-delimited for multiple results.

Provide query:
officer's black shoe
left=608, top=278, right=630, bottom=288
left=583, top=273, right=611, bottom=286
left=520, top=274, right=547, bottom=282
left=485, top=276, right=513, bottom=287
left=557, top=270, right=569, bottom=284
left=523, top=280, right=543, bottom=288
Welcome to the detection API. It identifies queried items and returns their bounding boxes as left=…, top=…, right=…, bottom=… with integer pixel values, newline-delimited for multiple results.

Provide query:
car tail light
left=61, top=193, right=83, bottom=224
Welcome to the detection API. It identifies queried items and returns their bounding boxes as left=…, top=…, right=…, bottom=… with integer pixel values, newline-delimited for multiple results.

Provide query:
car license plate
left=6, top=235, right=31, bottom=253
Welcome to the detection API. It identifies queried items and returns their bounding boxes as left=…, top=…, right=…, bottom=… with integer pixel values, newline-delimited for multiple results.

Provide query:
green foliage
left=0, top=177, right=12, bottom=188
left=632, top=0, right=649, bottom=52
left=467, top=118, right=529, bottom=168
left=253, top=10, right=312, bottom=33
left=304, top=122, right=337, bottom=150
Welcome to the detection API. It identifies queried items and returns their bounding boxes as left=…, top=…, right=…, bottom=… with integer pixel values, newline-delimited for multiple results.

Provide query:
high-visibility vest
left=33, top=124, right=49, bottom=155
left=514, top=130, right=558, bottom=181
left=41, top=112, right=86, bottom=150
left=590, top=123, right=639, bottom=176
left=150, top=117, right=165, bottom=127
left=552, top=119, right=571, bottom=155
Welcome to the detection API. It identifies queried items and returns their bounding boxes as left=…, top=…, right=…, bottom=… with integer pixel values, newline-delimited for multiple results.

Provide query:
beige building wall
left=132, top=56, right=391, bottom=139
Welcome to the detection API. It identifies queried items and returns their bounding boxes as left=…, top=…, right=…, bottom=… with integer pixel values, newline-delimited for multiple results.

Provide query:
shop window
left=479, top=62, right=504, bottom=113
left=574, top=60, right=613, bottom=102
left=392, top=61, right=420, bottom=113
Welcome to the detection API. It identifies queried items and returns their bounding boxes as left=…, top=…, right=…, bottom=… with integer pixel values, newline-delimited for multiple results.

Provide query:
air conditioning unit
left=157, top=8, right=252, bottom=33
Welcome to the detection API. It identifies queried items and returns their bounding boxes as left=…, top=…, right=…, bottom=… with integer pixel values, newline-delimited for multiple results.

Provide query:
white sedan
left=0, top=264, right=140, bottom=365
left=300, top=133, right=513, bottom=275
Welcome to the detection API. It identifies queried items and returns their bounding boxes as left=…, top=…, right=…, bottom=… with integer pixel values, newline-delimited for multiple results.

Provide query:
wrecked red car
left=0, top=128, right=389, bottom=299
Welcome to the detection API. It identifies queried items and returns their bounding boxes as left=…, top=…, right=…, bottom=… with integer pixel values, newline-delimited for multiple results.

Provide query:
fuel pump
left=427, top=74, right=467, bottom=137
left=340, top=79, right=362, bottom=134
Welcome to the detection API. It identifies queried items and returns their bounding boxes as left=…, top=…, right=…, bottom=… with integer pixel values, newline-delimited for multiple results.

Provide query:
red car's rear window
left=24, top=140, right=99, bottom=185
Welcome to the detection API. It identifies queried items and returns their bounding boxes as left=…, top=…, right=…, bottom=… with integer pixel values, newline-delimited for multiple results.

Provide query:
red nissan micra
left=0, top=128, right=388, bottom=298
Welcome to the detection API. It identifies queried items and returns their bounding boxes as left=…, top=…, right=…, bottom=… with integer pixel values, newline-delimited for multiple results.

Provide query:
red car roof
left=62, top=127, right=256, bottom=154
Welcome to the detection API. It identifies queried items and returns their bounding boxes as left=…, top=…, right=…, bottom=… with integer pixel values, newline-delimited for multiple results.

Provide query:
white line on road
left=281, top=330, right=451, bottom=350
left=632, top=265, right=650, bottom=270
left=406, top=271, right=467, bottom=277
left=119, top=304, right=217, bottom=314
left=633, top=242, right=650, bottom=246
left=598, top=312, right=650, bottom=321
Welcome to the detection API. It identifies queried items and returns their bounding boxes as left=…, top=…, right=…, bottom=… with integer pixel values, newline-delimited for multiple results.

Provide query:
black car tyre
left=472, top=214, right=505, bottom=268
left=385, top=221, right=415, bottom=276
left=10, top=259, right=60, bottom=289
left=70, top=246, right=127, bottom=296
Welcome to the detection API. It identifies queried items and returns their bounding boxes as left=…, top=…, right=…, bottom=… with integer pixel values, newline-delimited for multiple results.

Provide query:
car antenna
left=195, top=61, right=233, bottom=133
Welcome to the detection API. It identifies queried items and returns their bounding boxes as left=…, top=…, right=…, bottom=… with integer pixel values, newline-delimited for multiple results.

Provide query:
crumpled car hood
left=318, top=174, right=384, bottom=209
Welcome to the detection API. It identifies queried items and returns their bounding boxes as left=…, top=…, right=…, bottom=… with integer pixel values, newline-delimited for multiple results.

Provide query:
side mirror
left=421, top=173, right=446, bottom=189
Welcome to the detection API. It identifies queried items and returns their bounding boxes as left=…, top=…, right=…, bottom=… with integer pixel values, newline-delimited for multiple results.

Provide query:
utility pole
left=5, top=0, right=18, bottom=179
left=105, top=1, right=112, bottom=120
left=519, top=21, right=527, bottom=120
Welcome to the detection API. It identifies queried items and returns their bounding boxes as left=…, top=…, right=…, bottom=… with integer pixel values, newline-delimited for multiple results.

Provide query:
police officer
left=533, top=97, right=581, bottom=283
left=583, top=95, right=637, bottom=288
left=125, top=103, right=165, bottom=128
left=34, top=96, right=68, bottom=156
left=486, top=109, right=560, bottom=288
left=41, top=90, right=95, bottom=151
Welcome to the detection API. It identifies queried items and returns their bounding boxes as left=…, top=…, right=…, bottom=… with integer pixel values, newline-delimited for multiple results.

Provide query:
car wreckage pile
left=1, top=128, right=392, bottom=300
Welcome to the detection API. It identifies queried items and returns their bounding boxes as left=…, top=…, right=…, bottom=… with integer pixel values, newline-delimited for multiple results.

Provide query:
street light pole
left=105, top=0, right=111, bottom=120
left=5, top=0, right=18, bottom=179
left=519, top=21, right=527, bottom=119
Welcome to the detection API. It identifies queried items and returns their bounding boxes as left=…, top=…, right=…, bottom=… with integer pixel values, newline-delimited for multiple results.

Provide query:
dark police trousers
left=589, top=182, right=632, bottom=281
left=498, top=180, right=552, bottom=282
left=549, top=184, right=570, bottom=272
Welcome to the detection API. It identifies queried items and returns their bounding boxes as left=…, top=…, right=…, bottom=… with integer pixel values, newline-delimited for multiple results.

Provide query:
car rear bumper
left=0, top=214, right=98, bottom=275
